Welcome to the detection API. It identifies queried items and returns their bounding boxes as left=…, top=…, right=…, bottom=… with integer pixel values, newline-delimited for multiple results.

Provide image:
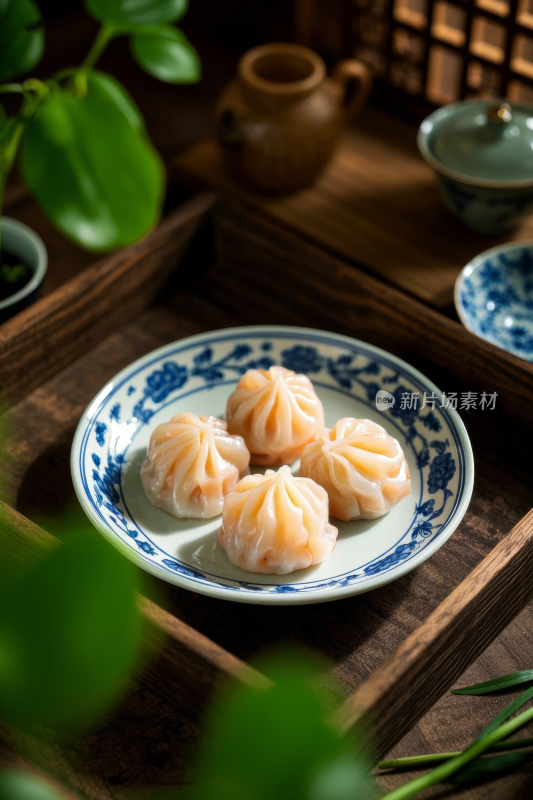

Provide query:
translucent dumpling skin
left=300, top=417, right=411, bottom=521
left=225, top=366, right=325, bottom=466
left=141, top=412, right=250, bottom=519
left=219, top=465, right=338, bottom=574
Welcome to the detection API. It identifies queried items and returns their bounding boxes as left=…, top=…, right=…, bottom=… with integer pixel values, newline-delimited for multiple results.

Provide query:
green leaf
left=0, top=770, right=65, bottom=800
left=0, top=522, right=141, bottom=728
left=475, top=684, right=533, bottom=742
left=187, top=651, right=375, bottom=800
left=89, top=69, right=145, bottom=131
left=454, top=669, right=533, bottom=695
left=447, top=749, right=533, bottom=786
left=85, top=0, right=188, bottom=27
left=21, top=71, right=164, bottom=252
left=0, top=0, right=43, bottom=81
left=131, top=26, right=201, bottom=84
left=378, top=711, right=533, bottom=800
left=309, top=753, right=380, bottom=800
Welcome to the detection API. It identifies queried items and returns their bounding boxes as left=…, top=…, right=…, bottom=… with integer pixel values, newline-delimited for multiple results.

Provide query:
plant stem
left=379, top=736, right=533, bottom=770
left=0, top=121, right=24, bottom=252
left=66, top=23, right=117, bottom=98
left=21, top=78, right=49, bottom=99
left=380, top=705, right=533, bottom=800
left=3, top=123, right=24, bottom=170
left=0, top=84, right=23, bottom=94
left=0, top=76, right=52, bottom=246
left=81, top=24, right=116, bottom=71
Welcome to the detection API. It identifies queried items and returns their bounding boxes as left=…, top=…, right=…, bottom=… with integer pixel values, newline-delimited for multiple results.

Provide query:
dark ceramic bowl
left=0, top=216, right=48, bottom=324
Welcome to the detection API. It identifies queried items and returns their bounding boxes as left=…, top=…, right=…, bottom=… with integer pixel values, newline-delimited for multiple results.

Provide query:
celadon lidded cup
left=418, top=99, right=533, bottom=234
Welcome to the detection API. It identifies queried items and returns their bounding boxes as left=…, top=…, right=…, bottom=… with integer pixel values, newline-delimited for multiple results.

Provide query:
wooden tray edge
left=4, top=498, right=533, bottom=767
left=334, top=507, right=533, bottom=760
left=212, top=202, right=533, bottom=429
left=0, top=499, right=266, bottom=724
left=0, top=193, right=217, bottom=406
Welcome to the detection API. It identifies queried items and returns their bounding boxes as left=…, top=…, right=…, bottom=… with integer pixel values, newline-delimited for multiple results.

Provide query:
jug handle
left=331, top=59, right=372, bottom=119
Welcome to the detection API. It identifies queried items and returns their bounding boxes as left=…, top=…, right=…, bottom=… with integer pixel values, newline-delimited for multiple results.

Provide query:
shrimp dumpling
left=226, top=366, right=325, bottom=466
left=300, top=417, right=411, bottom=521
left=141, top=412, right=250, bottom=519
left=219, top=465, right=338, bottom=574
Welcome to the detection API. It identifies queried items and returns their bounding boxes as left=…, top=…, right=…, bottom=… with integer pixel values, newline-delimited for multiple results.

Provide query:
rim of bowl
left=418, top=99, right=533, bottom=189
left=454, top=239, right=533, bottom=338
left=0, top=216, right=48, bottom=310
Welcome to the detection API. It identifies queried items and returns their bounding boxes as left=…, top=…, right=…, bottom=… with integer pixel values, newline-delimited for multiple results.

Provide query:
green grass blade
left=475, top=684, right=533, bottom=742
left=454, top=670, right=533, bottom=695
left=379, top=752, right=462, bottom=770
left=446, top=749, right=533, bottom=786
left=380, top=684, right=533, bottom=775
left=378, top=736, right=533, bottom=770
left=380, top=704, right=533, bottom=800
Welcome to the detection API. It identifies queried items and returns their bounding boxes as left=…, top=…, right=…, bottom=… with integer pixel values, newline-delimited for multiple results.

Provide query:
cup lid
left=418, top=99, right=533, bottom=187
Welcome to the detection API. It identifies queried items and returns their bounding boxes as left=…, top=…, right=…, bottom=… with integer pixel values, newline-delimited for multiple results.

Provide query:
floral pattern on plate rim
left=458, top=246, right=533, bottom=362
left=79, top=333, right=466, bottom=595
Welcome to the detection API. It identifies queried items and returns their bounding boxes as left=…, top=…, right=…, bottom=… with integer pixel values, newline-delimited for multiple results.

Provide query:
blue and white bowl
left=71, top=326, right=474, bottom=605
left=455, top=241, right=533, bottom=362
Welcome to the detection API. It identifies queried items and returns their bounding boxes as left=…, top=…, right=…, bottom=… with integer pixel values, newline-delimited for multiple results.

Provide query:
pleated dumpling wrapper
left=141, top=412, right=250, bottom=519
left=225, top=366, right=325, bottom=466
left=219, top=465, right=338, bottom=574
left=300, top=417, right=411, bottom=521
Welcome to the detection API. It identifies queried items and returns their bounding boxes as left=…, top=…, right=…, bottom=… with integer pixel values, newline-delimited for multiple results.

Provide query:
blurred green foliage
left=0, top=770, right=65, bottom=800
left=21, top=71, right=164, bottom=251
left=172, top=650, right=380, bottom=800
left=0, top=516, right=142, bottom=730
left=0, top=0, right=201, bottom=253
left=2, top=504, right=533, bottom=800
left=0, top=0, right=44, bottom=82
left=131, top=27, right=200, bottom=84
left=86, top=0, right=189, bottom=27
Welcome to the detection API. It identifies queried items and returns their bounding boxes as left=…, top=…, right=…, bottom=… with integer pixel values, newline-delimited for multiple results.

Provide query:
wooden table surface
left=174, top=109, right=533, bottom=310
left=3, top=10, right=533, bottom=799
left=3, top=275, right=533, bottom=798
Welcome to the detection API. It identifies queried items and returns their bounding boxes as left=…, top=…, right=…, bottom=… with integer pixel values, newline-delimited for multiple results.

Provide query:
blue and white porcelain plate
left=71, top=326, right=474, bottom=605
left=455, top=241, right=533, bottom=362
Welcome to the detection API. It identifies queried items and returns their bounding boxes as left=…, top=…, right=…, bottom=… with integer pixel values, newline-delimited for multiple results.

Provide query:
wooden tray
left=0, top=192, right=216, bottom=404
left=173, top=107, right=533, bottom=310
left=212, top=203, right=533, bottom=433
left=2, top=192, right=533, bottom=798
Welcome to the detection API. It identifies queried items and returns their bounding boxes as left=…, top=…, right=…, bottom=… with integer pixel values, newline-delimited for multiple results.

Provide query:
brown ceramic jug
left=215, top=43, right=372, bottom=193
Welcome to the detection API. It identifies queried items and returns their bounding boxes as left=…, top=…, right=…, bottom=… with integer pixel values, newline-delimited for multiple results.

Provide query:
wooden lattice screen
left=350, top=0, right=533, bottom=111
